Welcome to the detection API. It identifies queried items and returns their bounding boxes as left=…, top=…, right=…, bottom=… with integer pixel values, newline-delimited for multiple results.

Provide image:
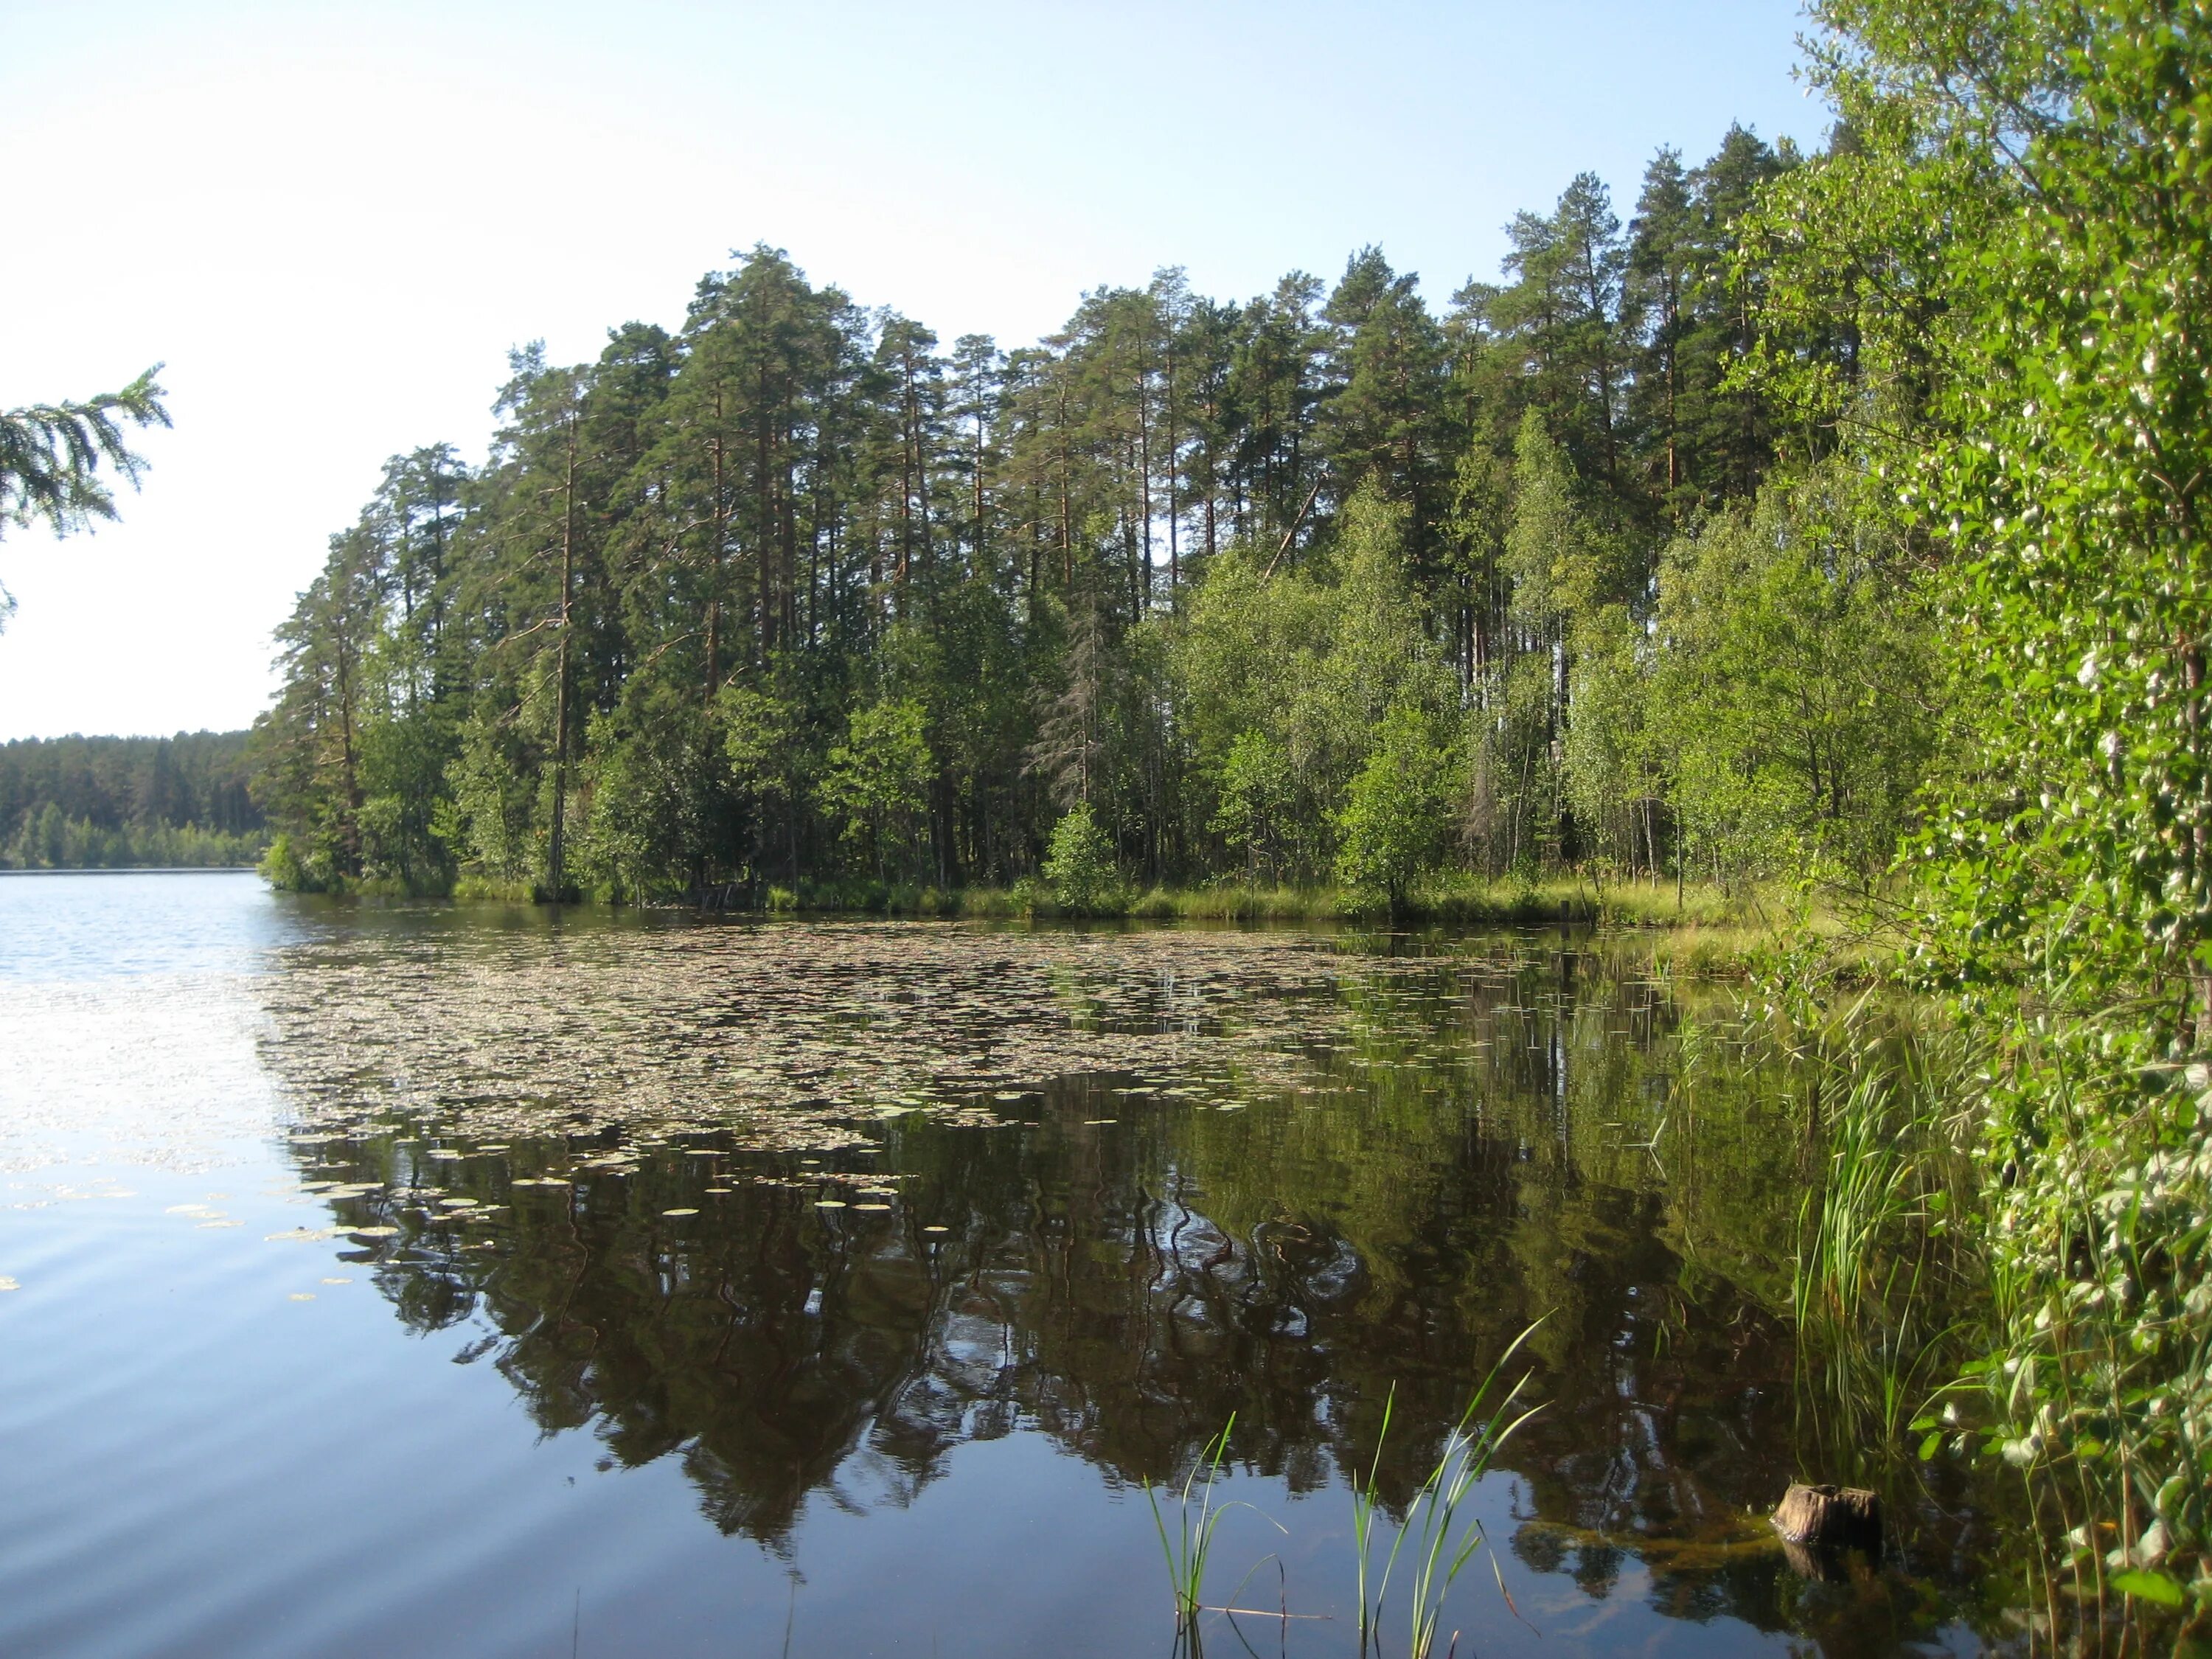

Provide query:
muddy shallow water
left=0, top=872, right=2023, bottom=1658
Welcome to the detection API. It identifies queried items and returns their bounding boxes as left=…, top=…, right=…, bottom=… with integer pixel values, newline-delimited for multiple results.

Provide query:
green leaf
left=1917, top=1430, right=1942, bottom=1462
left=2110, top=1571, right=2184, bottom=1607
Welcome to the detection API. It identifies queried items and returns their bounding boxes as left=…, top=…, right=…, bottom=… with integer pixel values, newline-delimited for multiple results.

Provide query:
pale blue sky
left=0, top=0, right=1820, bottom=738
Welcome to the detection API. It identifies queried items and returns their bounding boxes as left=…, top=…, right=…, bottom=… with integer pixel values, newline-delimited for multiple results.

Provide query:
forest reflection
left=271, top=930, right=2002, bottom=1646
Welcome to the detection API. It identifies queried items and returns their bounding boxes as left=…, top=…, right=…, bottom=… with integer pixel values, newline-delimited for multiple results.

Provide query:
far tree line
left=0, top=732, right=266, bottom=870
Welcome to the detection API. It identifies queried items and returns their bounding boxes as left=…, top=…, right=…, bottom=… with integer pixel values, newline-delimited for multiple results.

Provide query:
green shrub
left=1334, top=703, right=1456, bottom=916
left=260, top=833, right=326, bottom=893
left=1043, top=804, right=1122, bottom=916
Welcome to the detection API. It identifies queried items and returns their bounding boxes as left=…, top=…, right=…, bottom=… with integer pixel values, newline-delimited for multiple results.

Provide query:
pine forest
left=252, top=125, right=1928, bottom=911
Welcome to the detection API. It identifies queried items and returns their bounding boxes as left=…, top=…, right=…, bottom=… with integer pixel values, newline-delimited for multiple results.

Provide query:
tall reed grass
left=1147, top=1416, right=1279, bottom=1655
left=1790, top=1066, right=1967, bottom=1460
left=1351, top=1324, right=1545, bottom=1658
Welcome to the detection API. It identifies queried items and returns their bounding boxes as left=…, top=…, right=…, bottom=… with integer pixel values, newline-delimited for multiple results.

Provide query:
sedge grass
left=1148, top=1416, right=1251, bottom=1654
left=1784, top=1029, right=1983, bottom=1473
left=1352, top=1322, right=1547, bottom=1658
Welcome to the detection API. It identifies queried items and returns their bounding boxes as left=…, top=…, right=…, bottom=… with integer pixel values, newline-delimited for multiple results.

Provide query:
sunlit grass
left=364, top=867, right=1846, bottom=967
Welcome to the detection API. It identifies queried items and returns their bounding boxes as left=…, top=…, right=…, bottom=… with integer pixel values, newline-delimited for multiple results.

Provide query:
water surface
left=0, top=872, right=2019, bottom=1657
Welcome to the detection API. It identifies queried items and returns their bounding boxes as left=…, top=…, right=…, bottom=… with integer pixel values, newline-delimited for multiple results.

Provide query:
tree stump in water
left=1772, top=1484, right=1882, bottom=1553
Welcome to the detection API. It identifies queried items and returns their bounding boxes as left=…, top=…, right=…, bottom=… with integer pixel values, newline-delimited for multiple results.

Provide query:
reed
left=1794, top=1072, right=1917, bottom=1338
left=1352, top=1323, right=1546, bottom=1658
left=1147, top=1416, right=1240, bottom=1654
left=1764, top=1001, right=1992, bottom=1488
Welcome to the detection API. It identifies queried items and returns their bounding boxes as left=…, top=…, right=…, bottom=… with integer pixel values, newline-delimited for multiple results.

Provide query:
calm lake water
left=0, top=872, right=2022, bottom=1658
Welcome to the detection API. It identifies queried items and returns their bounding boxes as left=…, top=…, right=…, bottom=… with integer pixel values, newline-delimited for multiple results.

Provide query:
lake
left=0, top=871, right=2020, bottom=1657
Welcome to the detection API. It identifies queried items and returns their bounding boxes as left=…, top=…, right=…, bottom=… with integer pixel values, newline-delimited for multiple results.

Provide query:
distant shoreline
left=0, top=866, right=259, bottom=876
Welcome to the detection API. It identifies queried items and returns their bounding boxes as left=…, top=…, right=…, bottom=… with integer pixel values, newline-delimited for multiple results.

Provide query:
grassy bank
left=1120, top=874, right=1745, bottom=927
left=275, top=852, right=1820, bottom=960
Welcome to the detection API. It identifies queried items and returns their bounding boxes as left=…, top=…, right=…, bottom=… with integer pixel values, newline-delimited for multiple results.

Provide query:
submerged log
left=1772, top=1483, right=1882, bottom=1553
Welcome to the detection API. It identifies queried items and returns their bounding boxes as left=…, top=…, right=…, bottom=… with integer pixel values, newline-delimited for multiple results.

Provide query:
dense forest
left=0, top=731, right=265, bottom=869
left=252, top=121, right=1929, bottom=908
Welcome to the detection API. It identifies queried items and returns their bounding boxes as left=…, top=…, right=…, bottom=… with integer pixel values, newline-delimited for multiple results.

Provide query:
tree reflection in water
left=274, top=931, right=2020, bottom=1653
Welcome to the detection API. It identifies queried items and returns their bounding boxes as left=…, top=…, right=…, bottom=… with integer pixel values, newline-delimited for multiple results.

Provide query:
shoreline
left=0, top=864, right=261, bottom=875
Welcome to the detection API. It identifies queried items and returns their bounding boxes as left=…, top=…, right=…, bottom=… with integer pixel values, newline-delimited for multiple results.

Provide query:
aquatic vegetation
left=251, top=917, right=1673, bottom=1153
left=1147, top=1418, right=1254, bottom=1652
left=1790, top=1068, right=1952, bottom=1455
left=1738, top=928, right=2212, bottom=1642
left=1352, top=1325, right=1545, bottom=1658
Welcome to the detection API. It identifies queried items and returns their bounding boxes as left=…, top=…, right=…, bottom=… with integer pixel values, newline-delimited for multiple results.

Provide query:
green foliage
left=819, top=699, right=933, bottom=882
left=1298, top=489, right=1451, bottom=780
left=1335, top=704, right=1458, bottom=915
left=243, top=144, right=1924, bottom=922
left=1649, top=464, right=1935, bottom=886
left=0, top=366, right=170, bottom=544
left=1731, top=0, right=2212, bottom=1610
left=1175, top=549, right=1337, bottom=874
left=718, top=683, right=801, bottom=811
left=580, top=698, right=728, bottom=900
left=1559, top=603, right=1655, bottom=874
left=0, top=808, right=265, bottom=871
left=1042, top=801, right=1121, bottom=916
left=1208, top=730, right=1296, bottom=882
left=1177, top=482, right=1456, bottom=886
left=259, top=831, right=321, bottom=891
left=442, top=717, right=537, bottom=886
left=0, top=731, right=264, bottom=869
